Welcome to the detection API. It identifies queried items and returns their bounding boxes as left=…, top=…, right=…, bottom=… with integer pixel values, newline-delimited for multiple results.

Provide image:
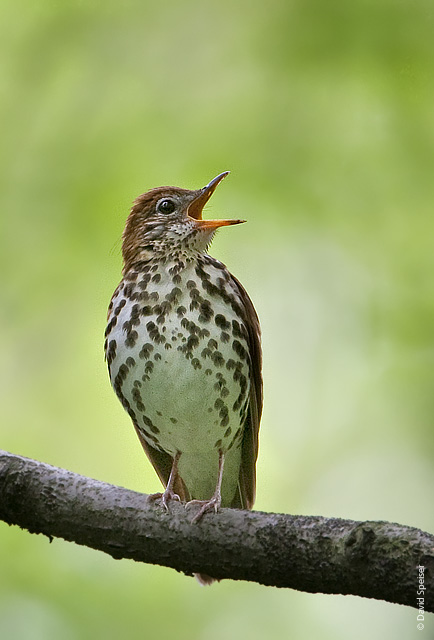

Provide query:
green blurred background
left=1, top=0, right=433, bottom=638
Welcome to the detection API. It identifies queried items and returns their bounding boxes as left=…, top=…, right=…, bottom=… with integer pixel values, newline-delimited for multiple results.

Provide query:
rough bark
left=0, top=450, right=432, bottom=611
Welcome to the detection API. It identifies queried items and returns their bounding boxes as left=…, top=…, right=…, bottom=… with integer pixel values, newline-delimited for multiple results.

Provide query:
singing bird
left=105, top=172, right=262, bottom=533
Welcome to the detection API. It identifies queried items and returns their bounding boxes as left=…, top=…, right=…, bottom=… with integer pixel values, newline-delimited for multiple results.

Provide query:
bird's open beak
left=187, top=171, right=246, bottom=229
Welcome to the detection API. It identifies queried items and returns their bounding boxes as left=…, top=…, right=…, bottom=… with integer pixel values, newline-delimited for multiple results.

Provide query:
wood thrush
left=105, top=172, right=263, bottom=569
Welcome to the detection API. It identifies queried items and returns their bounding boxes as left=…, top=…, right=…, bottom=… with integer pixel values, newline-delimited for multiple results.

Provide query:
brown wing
left=132, top=423, right=190, bottom=502
left=228, top=274, right=263, bottom=510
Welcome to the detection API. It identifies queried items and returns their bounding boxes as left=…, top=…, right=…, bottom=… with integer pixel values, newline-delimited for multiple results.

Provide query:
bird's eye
left=157, top=199, right=176, bottom=215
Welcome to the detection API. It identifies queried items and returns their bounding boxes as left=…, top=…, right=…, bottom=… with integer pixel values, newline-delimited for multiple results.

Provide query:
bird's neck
left=124, top=248, right=213, bottom=282
left=123, top=226, right=216, bottom=274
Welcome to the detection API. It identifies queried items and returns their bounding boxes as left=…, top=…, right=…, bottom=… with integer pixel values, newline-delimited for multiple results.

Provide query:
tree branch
left=0, top=450, right=432, bottom=611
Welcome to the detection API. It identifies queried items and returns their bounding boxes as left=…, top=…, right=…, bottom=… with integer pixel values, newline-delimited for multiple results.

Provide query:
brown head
left=121, top=172, right=245, bottom=273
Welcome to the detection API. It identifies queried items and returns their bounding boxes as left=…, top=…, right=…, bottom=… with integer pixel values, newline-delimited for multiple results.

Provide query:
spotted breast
left=105, top=172, right=262, bottom=524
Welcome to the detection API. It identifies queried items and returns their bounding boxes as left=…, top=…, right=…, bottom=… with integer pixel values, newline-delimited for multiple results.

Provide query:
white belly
left=106, top=256, right=251, bottom=501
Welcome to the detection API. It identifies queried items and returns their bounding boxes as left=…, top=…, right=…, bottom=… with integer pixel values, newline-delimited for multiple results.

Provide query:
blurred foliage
left=1, top=0, right=433, bottom=638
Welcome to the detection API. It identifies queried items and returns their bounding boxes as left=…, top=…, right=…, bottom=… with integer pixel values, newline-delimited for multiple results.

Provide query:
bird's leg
left=148, top=451, right=181, bottom=510
left=187, top=450, right=225, bottom=523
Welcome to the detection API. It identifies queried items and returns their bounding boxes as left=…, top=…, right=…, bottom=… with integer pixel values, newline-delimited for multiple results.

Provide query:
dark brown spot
left=220, top=415, right=229, bottom=427
left=144, top=361, right=154, bottom=374
left=238, top=375, right=247, bottom=394
left=232, top=340, right=247, bottom=361
left=143, top=414, right=159, bottom=433
left=141, top=305, right=153, bottom=316
left=219, top=405, right=229, bottom=419
left=198, top=300, right=213, bottom=322
left=114, top=299, right=126, bottom=316
left=187, top=335, right=199, bottom=350
left=191, top=358, right=201, bottom=370
left=214, top=313, right=231, bottom=329
left=123, top=284, right=133, bottom=298
left=141, top=428, right=159, bottom=446
left=169, top=261, right=185, bottom=276
left=125, top=331, right=138, bottom=348
left=139, top=343, right=153, bottom=359
left=130, top=303, right=140, bottom=321
left=232, top=320, right=242, bottom=338
left=211, top=351, right=224, bottom=367
left=166, top=287, right=182, bottom=303
left=123, top=320, right=131, bottom=333
left=202, top=280, right=219, bottom=297
left=118, top=364, right=129, bottom=379
left=195, top=265, right=210, bottom=281
left=105, top=316, right=117, bottom=337
left=119, top=393, right=133, bottom=414
left=106, top=339, right=117, bottom=365
left=138, top=275, right=151, bottom=289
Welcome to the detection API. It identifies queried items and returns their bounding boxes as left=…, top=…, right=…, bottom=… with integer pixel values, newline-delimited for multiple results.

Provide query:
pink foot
left=186, top=494, right=222, bottom=523
left=148, top=488, right=181, bottom=511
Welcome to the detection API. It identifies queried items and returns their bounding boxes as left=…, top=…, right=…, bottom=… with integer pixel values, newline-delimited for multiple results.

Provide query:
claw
left=187, top=494, right=221, bottom=523
left=148, top=451, right=181, bottom=511
left=186, top=450, right=225, bottom=523
left=148, top=488, right=180, bottom=510
left=162, top=489, right=181, bottom=510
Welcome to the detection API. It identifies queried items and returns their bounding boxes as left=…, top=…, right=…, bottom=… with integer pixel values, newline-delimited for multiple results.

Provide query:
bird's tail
left=194, top=572, right=218, bottom=586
